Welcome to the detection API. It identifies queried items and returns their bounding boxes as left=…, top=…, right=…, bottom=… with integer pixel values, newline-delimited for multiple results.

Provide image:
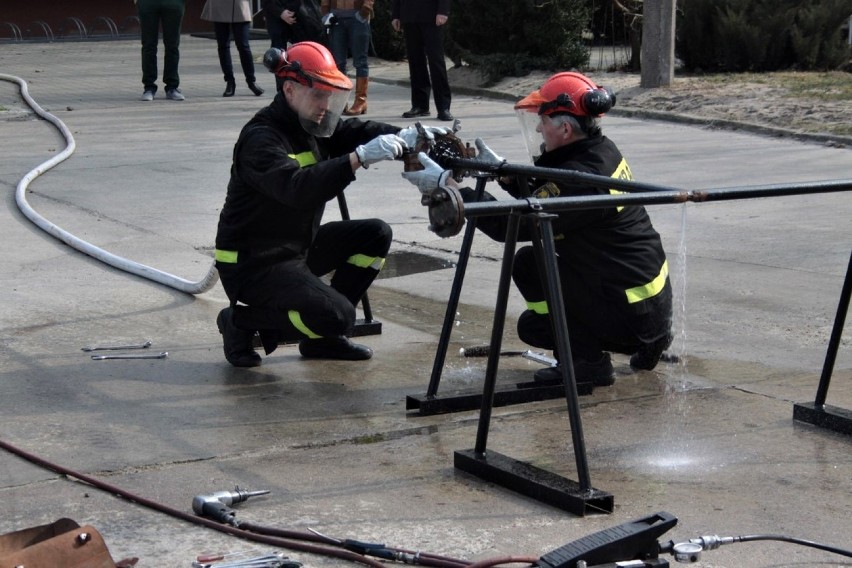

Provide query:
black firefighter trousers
left=217, top=219, right=392, bottom=353
left=511, top=245, right=673, bottom=363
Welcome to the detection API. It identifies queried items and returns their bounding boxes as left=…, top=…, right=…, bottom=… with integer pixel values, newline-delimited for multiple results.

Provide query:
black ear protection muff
left=263, top=47, right=286, bottom=74
left=583, top=86, right=616, bottom=115
left=539, top=86, right=616, bottom=117
left=262, top=47, right=312, bottom=87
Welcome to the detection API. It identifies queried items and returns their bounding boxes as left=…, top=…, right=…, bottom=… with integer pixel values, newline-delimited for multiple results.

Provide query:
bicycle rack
left=27, top=20, right=54, bottom=41
left=57, top=17, right=87, bottom=39
left=88, top=16, right=119, bottom=39
left=1, top=22, right=23, bottom=42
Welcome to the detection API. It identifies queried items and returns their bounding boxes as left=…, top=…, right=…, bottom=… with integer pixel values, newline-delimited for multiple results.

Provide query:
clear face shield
left=515, top=108, right=546, bottom=163
left=289, top=81, right=350, bottom=138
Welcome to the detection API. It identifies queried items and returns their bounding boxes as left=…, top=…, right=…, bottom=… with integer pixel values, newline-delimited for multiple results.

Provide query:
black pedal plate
left=538, top=511, right=677, bottom=567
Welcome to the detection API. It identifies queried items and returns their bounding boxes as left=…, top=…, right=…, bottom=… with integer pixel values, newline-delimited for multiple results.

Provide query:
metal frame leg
left=454, top=213, right=613, bottom=515
left=794, top=249, right=852, bottom=435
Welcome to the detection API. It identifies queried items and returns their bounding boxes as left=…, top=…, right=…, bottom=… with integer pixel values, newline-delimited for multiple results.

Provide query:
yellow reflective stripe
left=288, top=151, right=318, bottom=168
left=288, top=310, right=322, bottom=339
left=527, top=300, right=549, bottom=315
left=215, top=249, right=239, bottom=263
left=608, top=158, right=633, bottom=213
left=348, top=254, right=386, bottom=271
left=625, top=260, right=669, bottom=304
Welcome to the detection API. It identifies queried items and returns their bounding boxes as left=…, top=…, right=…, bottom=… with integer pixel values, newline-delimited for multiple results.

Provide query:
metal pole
left=473, top=213, right=521, bottom=456
left=425, top=177, right=488, bottom=397
left=536, top=214, right=592, bottom=490
left=814, top=249, right=852, bottom=407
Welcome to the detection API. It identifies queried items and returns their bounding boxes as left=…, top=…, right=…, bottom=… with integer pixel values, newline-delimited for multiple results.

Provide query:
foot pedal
left=537, top=511, right=677, bottom=568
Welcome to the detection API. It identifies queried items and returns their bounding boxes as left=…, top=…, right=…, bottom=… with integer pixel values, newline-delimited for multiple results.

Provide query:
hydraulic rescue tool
left=192, top=487, right=271, bottom=527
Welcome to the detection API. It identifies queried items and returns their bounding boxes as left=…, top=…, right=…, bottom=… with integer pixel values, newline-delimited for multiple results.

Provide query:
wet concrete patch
left=378, top=250, right=455, bottom=279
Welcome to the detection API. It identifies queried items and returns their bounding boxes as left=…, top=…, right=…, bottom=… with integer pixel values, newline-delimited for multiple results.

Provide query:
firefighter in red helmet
left=403, top=71, right=673, bottom=387
left=214, top=41, right=448, bottom=367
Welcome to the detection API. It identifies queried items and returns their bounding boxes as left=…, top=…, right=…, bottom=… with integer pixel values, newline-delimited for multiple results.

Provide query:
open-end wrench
left=82, top=340, right=152, bottom=352
left=91, top=351, right=167, bottom=361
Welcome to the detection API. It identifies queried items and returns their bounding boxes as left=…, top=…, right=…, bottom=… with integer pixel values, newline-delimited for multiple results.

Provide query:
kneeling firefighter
left=402, top=71, right=673, bottom=386
left=214, top=41, right=448, bottom=366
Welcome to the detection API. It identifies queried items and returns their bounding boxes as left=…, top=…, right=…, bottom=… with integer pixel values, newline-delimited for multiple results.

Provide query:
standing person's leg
left=137, top=0, right=161, bottom=98
left=421, top=23, right=452, bottom=119
left=161, top=0, right=185, bottom=97
left=264, top=9, right=287, bottom=92
left=343, top=16, right=371, bottom=115
left=232, top=21, right=264, bottom=95
left=214, top=21, right=236, bottom=96
left=401, top=23, right=431, bottom=116
left=329, top=16, right=350, bottom=73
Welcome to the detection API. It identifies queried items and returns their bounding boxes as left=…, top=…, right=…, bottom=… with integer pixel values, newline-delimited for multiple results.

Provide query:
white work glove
left=355, top=134, right=406, bottom=168
left=474, top=138, right=505, bottom=165
left=398, top=125, right=452, bottom=149
left=401, top=152, right=452, bottom=194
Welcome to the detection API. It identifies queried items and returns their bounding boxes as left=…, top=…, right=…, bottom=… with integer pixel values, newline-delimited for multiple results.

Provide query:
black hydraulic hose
left=732, top=534, right=852, bottom=558
left=239, top=521, right=471, bottom=568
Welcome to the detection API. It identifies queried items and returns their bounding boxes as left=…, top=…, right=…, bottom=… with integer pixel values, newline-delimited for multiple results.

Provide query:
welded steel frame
left=794, top=250, right=852, bottom=435
left=405, top=176, right=593, bottom=415
left=411, top=157, right=852, bottom=516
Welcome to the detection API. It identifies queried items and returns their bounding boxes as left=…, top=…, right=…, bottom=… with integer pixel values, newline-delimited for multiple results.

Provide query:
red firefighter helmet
left=263, top=42, right=352, bottom=91
left=515, top=71, right=615, bottom=118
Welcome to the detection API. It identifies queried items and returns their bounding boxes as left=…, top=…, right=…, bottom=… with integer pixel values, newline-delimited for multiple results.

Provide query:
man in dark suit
left=391, top=0, right=453, bottom=121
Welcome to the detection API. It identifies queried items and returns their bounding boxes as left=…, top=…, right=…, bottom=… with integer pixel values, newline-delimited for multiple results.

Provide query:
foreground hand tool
left=90, top=352, right=168, bottom=361
left=82, top=340, right=152, bottom=352
left=192, top=487, right=270, bottom=527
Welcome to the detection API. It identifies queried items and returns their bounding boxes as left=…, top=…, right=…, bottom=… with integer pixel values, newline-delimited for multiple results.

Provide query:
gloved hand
left=355, top=134, right=406, bottom=168
left=398, top=125, right=452, bottom=149
left=401, top=152, right=452, bottom=194
left=474, top=138, right=505, bottom=166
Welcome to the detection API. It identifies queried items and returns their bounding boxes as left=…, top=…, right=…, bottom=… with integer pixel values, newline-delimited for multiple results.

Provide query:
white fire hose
left=0, top=72, right=219, bottom=295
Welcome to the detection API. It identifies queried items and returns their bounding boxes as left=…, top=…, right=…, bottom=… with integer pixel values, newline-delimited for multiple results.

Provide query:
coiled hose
left=0, top=72, right=218, bottom=295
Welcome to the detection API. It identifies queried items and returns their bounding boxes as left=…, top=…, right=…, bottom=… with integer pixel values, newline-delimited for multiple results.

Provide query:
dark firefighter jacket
left=459, top=135, right=669, bottom=314
left=215, top=92, right=399, bottom=265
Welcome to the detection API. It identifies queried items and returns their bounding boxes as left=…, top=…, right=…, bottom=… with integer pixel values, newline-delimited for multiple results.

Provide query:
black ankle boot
left=223, top=81, right=236, bottom=97
left=216, top=308, right=261, bottom=367
left=247, top=82, right=264, bottom=96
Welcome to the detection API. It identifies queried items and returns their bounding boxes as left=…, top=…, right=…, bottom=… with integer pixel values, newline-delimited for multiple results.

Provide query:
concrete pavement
left=1, top=36, right=851, bottom=567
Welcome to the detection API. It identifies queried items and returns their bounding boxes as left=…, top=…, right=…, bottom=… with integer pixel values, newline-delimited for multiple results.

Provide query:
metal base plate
left=793, top=402, right=852, bottom=435
left=454, top=449, right=614, bottom=516
left=348, top=318, right=382, bottom=337
left=407, top=381, right=594, bottom=415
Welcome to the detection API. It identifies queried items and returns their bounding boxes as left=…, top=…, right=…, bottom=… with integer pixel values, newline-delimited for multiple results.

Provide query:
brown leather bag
left=0, top=519, right=137, bottom=568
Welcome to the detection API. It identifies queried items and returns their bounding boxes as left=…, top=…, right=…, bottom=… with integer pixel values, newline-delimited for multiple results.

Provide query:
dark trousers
left=329, top=14, right=371, bottom=78
left=138, top=0, right=185, bottom=92
left=217, top=219, right=392, bottom=347
left=214, top=21, right=256, bottom=84
left=511, top=245, right=672, bottom=362
left=402, top=22, right=451, bottom=112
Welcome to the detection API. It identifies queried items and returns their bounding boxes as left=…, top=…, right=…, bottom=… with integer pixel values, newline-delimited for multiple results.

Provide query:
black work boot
left=216, top=307, right=262, bottom=367
left=630, top=333, right=674, bottom=371
left=299, top=336, right=373, bottom=361
left=534, top=353, right=616, bottom=387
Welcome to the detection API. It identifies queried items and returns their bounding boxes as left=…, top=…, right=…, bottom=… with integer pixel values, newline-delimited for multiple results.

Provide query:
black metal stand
left=793, top=250, right=852, bottom=435
left=406, top=177, right=591, bottom=416
left=453, top=211, right=613, bottom=516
